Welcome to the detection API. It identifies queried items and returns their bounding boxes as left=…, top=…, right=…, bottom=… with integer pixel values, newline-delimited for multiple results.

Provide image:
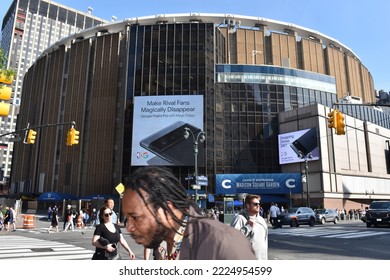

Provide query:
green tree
left=0, top=48, right=7, bottom=68
left=0, top=48, right=16, bottom=78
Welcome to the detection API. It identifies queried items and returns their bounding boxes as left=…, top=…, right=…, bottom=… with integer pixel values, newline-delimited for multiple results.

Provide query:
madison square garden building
left=10, top=14, right=390, bottom=210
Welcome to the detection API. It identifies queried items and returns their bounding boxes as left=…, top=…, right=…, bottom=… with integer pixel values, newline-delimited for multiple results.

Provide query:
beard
left=144, top=222, right=171, bottom=249
left=146, top=223, right=171, bottom=249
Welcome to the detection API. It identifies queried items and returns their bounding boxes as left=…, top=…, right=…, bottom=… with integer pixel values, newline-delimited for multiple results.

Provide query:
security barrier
left=22, top=215, right=35, bottom=229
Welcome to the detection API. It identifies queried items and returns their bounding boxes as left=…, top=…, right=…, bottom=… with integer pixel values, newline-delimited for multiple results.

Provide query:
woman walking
left=91, top=206, right=135, bottom=260
left=48, top=209, right=59, bottom=233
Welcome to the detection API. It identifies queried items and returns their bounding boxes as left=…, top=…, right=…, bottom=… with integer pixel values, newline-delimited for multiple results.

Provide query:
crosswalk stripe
left=291, top=230, right=350, bottom=237
left=0, top=236, right=94, bottom=260
left=269, top=227, right=390, bottom=239
left=324, top=231, right=388, bottom=239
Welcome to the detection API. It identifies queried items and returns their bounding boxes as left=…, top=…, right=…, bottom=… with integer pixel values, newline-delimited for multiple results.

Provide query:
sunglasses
left=104, top=212, right=113, bottom=217
left=251, top=202, right=260, bottom=206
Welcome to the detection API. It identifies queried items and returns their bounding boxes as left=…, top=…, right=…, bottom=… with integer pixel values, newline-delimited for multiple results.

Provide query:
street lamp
left=299, top=152, right=313, bottom=207
left=184, top=127, right=206, bottom=205
left=252, top=50, right=262, bottom=64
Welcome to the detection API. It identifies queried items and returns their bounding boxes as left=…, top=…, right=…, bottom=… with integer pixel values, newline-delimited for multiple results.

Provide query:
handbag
left=91, top=248, right=121, bottom=260
left=105, top=250, right=121, bottom=260
left=92, top=250, right=106, bottom=260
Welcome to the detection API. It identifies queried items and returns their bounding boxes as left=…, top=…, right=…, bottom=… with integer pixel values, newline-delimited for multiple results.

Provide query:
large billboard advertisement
left=131, top=95, right=204, bottom=166
left=278, top=127, right=319, bottom=165
left=216, top=173, right=302, bottom=195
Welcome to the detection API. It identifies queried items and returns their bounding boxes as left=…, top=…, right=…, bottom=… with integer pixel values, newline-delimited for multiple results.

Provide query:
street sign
left=197, top=180, right=208, bottom=186
left=192, top=184, right=201, bottom=190
left=115, top=183, right=125, bottom=194
left=196, top=175, right=208, bottom=186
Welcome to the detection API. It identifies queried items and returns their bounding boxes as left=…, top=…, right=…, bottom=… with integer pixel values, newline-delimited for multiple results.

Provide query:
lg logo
left=222, top=179, right=232, bottom=189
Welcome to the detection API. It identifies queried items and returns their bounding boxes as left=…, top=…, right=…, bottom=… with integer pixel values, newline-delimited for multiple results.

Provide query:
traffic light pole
left=299, top=152, right=312, bottom=208
left=0, top=121, right=76, bottom=139
left=305, top=156, right=310, bottom=208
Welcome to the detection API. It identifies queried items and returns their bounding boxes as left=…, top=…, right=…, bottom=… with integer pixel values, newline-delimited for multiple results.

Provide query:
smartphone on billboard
left=140, top=121, right=204, bottom=166
left=290, top=128, right=318, bottom=157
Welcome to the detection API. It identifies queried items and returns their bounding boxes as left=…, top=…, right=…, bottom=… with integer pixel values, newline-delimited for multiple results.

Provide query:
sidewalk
left=14, top=213, right=94, bottom=231
left=0, top=213, right=48, bottom=233
left=10, top=212, right=364, bottom=231
left=12, top=212, right=130, bottom=232
left=15, top=213, right=47, bottom=229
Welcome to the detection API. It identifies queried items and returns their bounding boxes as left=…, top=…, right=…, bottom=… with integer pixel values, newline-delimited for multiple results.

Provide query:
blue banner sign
left=216, top=173, right=302, bottom=195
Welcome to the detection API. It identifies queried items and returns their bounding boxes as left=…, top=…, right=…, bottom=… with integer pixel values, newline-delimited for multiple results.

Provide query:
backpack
left=236, top=212, right=254, bottom=238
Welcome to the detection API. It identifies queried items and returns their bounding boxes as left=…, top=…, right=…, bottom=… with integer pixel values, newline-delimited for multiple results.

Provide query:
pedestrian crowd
left=337, top=208, right=364, bottom=220
left=2, top=167, right=280, bottom=260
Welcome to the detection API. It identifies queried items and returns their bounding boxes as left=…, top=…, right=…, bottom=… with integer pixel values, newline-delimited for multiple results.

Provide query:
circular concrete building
left=12, top=14, right=387, bottom=210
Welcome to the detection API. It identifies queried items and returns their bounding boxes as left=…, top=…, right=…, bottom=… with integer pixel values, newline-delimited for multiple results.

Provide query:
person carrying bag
left=91, top=206, right=135, bottom=260
left=92, top=236, right=120, bottom=260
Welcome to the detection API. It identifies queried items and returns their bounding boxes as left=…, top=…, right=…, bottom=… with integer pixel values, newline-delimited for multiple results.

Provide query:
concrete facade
left=279, top=103, right=390, bottom=209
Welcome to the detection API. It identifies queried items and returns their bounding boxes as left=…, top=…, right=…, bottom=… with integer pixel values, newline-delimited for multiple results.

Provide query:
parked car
left=365, top=201, right=390, bottom=228
left=315, top=209, right=339, bottom=224
left=281, top=207, right=316, bottom=227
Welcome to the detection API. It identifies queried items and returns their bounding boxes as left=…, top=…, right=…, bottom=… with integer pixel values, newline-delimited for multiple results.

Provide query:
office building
left=0, top=0, right=106, bottom=193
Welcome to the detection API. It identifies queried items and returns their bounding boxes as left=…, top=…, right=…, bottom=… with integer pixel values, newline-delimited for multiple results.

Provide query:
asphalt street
left=1, top=214, right=146, bottom=260
left=1, top=213, right=372, bottom=260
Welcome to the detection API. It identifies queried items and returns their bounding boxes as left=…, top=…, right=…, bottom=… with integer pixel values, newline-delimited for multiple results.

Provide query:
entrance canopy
left=38, top=192, right=78, bottom=201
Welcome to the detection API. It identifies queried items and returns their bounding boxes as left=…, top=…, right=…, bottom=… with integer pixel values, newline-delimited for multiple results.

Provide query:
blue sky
left=1, top=0, right=389, bottom=91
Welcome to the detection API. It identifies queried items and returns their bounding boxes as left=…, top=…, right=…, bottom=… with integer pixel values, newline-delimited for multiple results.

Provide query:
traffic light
left=0, top=73, right=13, bottom=117
left=336, top=111, right=345, bottom=135
left=66, top=128, right=73, bottom=146
left=73, top=128, right=79, bottom=145
left=327, top=110, right=338, bottom=130
left=26, top=129, right=37, bottom=144
left=66, top=127, right=80, bottom=146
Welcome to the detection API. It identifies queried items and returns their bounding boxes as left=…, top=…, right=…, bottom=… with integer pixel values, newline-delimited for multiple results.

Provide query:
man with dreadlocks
left=122, top=166, right=256, bottom=260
